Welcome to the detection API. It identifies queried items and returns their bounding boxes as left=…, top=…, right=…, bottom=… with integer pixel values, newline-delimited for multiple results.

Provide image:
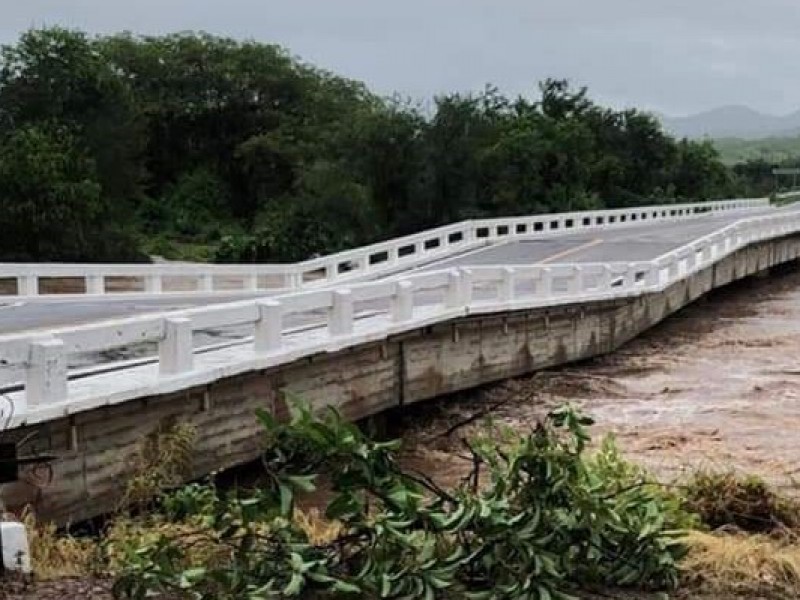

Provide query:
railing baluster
left=27, top=337, right=67, bottom=406
left=460, top=269, right=474, bottom=306
left=159, top=317, right=193, bottom=375
left=17, top=275, right=38, bottom=296
left=445, top=270, right=463, bottom=309
left=644, top=264, right=660, bottom=288
left=86, top=274, right=105, bottom=295
left=568, top=266, right=582, bottom=294
left=145, top=274, right=162, bottom=294
left=199, top=273, right=214, bottom=292
left=391, top=280, right=414, bottom=322
left=244, top=273, right=258, bottom=291
left=255, top=300, right=283, bottom=352
left=499, top=267, right=515, bottom=302
left=539, top=267, right=553, bottom=297
left=329, top=289, right=354, bottom=336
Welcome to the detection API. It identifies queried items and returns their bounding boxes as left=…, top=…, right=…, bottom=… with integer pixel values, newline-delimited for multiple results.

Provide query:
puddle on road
left=394, top=264, right=800, bottom=493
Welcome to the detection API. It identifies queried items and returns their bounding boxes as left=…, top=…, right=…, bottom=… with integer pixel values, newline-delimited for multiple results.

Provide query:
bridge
left=2, top=196, right=800, bottom=524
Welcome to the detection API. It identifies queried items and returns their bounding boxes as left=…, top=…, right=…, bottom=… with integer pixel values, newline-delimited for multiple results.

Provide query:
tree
left=0, top=124, right=104, bottom=260
left=0, top=28, right=144, bottom=209
left=0, top=28, right=745, bottom=263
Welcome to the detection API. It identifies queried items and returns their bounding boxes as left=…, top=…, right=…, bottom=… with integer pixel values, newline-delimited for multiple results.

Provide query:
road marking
left=539, top=238, right=604, bottom=264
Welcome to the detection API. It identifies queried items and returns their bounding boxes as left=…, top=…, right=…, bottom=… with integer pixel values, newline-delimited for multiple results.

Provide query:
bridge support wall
left=2, top=236, right=798, bottom=524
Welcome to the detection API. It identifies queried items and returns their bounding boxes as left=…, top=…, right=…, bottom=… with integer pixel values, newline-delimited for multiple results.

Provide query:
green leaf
left=279, top=483, right=293, bottom=517
left=178, top=567, right=207, bottom=588
left=283, top=572, right=305, bottom=596
left=331, top=580, right=362, bottom=594
left=286, top=474, right=317, bottom=493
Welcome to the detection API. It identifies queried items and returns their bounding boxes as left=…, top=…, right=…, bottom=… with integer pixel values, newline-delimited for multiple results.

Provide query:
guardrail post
left=254, top=299, right=283, bottom=352
left=17, top=275, right=38, bottom=296
left=285, top=271, right=302, bottom=290
left=391, top=280, right=414, bottom=322
left=734, top=223, right=745, bottom=248
left=381, top=246, right=394, bottom=265
left=27, top=337, right=67, bottom=406
left=159, top=317, right=193, bottom=376
left=499, top=267, right=515, bottom=302
left=623, top=265, right=638, bottom=289
left=445, top=271, right=463, bottom=309
left=460, top=269, right=474, bottom=306
left=325, top=264, right=337, bottom=282
left=329, top=289, right=354, bottom=336
left=685, top=247, right=697, bottom=272
left=599, top=265, right=612, bottom=289
left=720, top=234, right=731, bottom=255
left=567, top=266, right=582, bottom=294
left=199, top=274, right=214, bottom=292
left=538, top=267, right=553, bottom=297
left=244, top=274, right=258, bottom=291
left=463, top=223, right=476, bottom=244
left=644, top=265, right=660, bottom=288
left=85, top=274, right=105, bottom=295
left=667, top=258, right=680, bottom=280
left=145, top=274, right=162, bottom=294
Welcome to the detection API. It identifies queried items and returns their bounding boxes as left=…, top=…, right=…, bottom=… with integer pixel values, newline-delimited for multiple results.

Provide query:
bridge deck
left=0, top=206, right=783, bottom=335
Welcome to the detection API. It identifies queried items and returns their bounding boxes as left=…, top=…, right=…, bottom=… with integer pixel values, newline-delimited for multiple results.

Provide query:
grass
left=681, top=530, right=800, bottom=598
left=22, top=509, right=98, bottom=579
left=674, top=470, right=800, bottom=598
left=23, top=508, right=342, bottom=581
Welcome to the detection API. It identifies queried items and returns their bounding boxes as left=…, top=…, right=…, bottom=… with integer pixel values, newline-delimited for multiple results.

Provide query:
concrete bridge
left=2, top=196, right=800, bottom=524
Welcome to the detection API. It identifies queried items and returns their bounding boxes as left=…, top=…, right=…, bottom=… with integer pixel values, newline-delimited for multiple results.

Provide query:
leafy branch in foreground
left=113, top=402, right=692, bottom=599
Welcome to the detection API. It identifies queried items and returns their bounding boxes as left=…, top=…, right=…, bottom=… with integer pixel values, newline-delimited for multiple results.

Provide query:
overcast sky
left=2, top=0, right=799, bottom=116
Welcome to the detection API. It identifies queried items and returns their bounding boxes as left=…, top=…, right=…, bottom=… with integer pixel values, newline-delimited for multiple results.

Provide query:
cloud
left=1, top=0, right=799, bottom=115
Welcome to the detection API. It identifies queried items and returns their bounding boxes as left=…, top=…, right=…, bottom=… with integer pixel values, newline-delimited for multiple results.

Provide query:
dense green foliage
left=113, top=403, right=692, bottom=599
left=713, top=135, right=800, bottom=166
left=0, top=28, right=742, bottom=262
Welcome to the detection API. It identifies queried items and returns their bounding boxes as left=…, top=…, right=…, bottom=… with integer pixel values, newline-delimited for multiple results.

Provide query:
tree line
left=0, top=28, right=756, bottom=263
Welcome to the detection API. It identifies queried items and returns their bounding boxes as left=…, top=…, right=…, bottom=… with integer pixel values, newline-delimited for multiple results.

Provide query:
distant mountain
left=660, top=105, right=800, bottom=140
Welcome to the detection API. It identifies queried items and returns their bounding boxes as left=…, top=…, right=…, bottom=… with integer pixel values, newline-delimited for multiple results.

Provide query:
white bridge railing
left=0, top=203, right=797, bottom=428
left=0, top=198, right=768, bottom=299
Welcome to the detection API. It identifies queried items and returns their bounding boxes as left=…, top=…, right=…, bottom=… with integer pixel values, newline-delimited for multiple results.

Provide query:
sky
left=2, top=0, right=800, bottom=117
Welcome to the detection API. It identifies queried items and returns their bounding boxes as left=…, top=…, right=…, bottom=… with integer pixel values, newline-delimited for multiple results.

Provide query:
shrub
left=682, top=471, right=800, bottom=533
left=112, top=403, right=692, bottom=599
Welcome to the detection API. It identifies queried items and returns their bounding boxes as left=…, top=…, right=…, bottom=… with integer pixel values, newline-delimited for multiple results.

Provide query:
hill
left=661, top=105, right=800, bottom=140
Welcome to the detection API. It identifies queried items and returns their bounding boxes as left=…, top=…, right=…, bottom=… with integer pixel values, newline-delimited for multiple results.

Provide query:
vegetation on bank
left=0, top=27, right=761, bottom=264
left=13, top=402, right=800, bottom=599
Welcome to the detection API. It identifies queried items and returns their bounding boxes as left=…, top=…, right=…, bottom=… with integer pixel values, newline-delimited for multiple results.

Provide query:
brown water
left=395, top=264, right=800, bottom=492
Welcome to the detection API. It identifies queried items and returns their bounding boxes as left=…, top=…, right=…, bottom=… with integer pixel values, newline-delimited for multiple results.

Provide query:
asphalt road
left=0, top=206, right=795, bottom=336
left=416, top=211, right=780, bottom=270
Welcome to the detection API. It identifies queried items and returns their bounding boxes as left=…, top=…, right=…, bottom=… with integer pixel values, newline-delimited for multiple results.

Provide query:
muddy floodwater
left=395, top=264, right=800, bottom=492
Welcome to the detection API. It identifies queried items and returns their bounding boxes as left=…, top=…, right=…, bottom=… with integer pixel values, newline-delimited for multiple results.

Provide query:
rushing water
left=395, top=263, right=800, bottom=493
